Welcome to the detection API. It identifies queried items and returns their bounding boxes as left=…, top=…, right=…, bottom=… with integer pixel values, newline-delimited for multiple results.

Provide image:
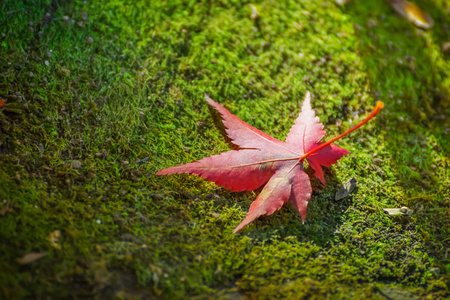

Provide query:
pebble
left=442, top=42, right=450, bottom=54
left=70, top=160, right=82, bottom=169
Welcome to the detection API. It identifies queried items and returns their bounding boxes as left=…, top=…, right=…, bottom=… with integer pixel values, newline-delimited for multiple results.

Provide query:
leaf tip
left=303, top=91, right=312, bottom=107
left=204, top=94, right=225, bottom=112
left=155, top=167, right=177, bottom=176
left=233, top=224, right=244, bottom=233
left=304, top=90, right=311, bottom=102
left=204, top=93, right=213, bottom=104
left=299, top=91, right=315, bottom=115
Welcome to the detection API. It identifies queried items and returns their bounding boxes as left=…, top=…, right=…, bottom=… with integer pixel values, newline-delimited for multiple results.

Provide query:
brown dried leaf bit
left=388, top=0, right=434, bottom=29
left=335, top=178, right=357, bottom=200
left=335, top=0, right=352, bottom=5
left=48, top=230, right=62, bottom=249
left=383, top=206, right=414, bottom=216
left=17, top=252, right=48, bottom=264
left=248, top=4, right=259, bottom=20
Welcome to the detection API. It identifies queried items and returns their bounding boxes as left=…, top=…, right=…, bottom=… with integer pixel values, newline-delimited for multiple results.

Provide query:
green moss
left=0, top=0, right=449, bottom=298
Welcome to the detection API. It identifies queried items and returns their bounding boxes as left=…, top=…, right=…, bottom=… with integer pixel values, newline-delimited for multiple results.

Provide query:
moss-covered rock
left=0, top=0, right=449, bottom=298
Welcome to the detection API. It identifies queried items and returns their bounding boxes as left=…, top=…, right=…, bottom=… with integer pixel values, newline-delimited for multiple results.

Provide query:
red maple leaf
left=157, top=92, right=383, bottom=232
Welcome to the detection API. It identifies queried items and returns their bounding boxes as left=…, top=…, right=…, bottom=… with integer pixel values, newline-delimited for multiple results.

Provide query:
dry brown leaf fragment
left=388, top=0, right=434, bottom=29
left=249, top=4, right=259, bottom=19
left=17, top=252, right=48, bottom=264
left=0, top=200, right=11, bottom=216
left=441, top=42, right=450, bottom=54
left=335, top=178, right=357, bottom=200
left=383, top=206, right=414, bottom=216
left=48, top=230, right=62, bottom=249
left=335, top=0, right=352, bottom=5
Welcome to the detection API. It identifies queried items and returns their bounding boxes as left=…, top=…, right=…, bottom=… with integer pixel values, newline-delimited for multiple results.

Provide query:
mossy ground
left=1, top=0, right=449, bottom=298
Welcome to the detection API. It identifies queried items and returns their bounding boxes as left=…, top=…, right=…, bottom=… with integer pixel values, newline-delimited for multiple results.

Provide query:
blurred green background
left=0, top=0, right=449, bottom=298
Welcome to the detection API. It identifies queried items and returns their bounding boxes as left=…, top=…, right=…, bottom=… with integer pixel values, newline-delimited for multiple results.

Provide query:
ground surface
left=0, top=0, right=449, bottom=299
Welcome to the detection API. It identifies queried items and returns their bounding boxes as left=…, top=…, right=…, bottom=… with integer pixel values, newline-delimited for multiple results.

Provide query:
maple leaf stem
left=300, top=101, right=384, bottom=160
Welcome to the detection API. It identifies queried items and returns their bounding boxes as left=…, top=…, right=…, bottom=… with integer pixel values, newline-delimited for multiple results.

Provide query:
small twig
left=7, top=8, right=25, bottom=15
